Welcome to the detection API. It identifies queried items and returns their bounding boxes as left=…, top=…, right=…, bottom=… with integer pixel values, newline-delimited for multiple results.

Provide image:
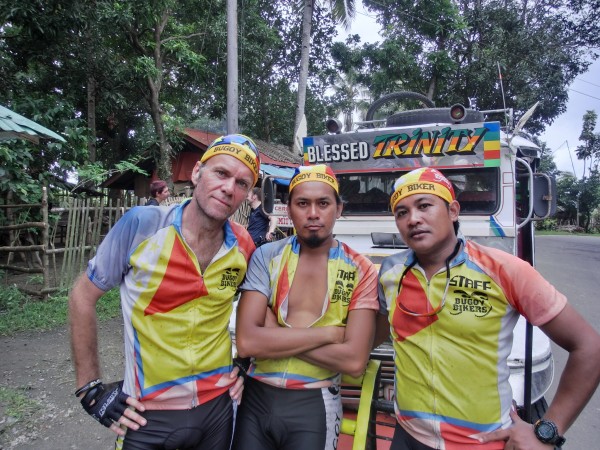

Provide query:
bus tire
left=365, top=91, right=435, bottom=127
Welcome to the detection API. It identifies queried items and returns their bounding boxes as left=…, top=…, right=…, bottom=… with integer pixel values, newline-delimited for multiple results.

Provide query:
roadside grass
left=0, top=386, right=40, bottom=421
left=536, top=230, right=600, bottom=237
left=0, top=286, right=121, bottom=336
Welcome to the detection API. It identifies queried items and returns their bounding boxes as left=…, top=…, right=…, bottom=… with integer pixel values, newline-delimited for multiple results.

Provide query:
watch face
left=537, top=422, right=555, bottom=440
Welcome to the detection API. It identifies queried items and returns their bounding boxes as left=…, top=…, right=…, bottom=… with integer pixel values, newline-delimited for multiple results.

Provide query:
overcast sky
left=335, top=2, right=600, bottom=178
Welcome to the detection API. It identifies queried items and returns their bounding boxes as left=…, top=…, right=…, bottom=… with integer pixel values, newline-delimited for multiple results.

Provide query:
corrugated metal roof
left=102, top=129, right=302, bottom=190
left=0, top=105, right=65, bottom=144
left=261, top=163, right=295, bottom=178
left=184, top=128, right=302, bottom=167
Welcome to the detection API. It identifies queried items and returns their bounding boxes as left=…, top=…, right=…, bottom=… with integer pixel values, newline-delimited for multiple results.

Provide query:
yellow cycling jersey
left=240, top=236, right=379, bottom=389
left=378, top=239, right=566, bottom=448
left=87, top=200, right=254, bottom=410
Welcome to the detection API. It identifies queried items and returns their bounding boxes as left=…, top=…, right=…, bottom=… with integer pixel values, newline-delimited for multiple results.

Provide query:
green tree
left=293, top=0, right=356, bottom=152
left=555, top=171, right=600, bottom=232
left=555, top=172, right=579, bottom=226
left=538, top=140, right=559, bottom=177
left=1, top=0, right=336, bottom=190
left=572, top=111, right=600, bottom=231
left=577, top=171, right=600, bottom=232
left=95, top=0, right=211, bottom=180
left=353, top=0, right=600, bottom=133
left=329, top=68, right=370, bottom=131
left=576, top=110, right=600, bottom=178
left=235, top=1, right=338, bottom=145
left=0, top=0, right=151, bottom=183
left=0, top=1, right=94, bottom=163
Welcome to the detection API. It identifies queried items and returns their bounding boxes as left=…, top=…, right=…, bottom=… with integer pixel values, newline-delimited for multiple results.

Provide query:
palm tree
left=576, top=110, right=600, bottom=179
left=331, top=70, right=370, bottom=132
left=292, top=0, right=356, bottom=154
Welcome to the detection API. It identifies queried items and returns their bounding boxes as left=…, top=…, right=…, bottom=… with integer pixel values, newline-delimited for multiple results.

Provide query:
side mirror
left=262, top=176, right=276, bottom=214
left=261, top=175, right=292, bottom=215
left=532, top=173, right=557, bottom=220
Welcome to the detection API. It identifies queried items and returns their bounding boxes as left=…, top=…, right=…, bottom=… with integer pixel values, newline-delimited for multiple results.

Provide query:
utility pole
left=226, top=0, right=238, bottom=134
left=565, top=140, right=581, bottom=227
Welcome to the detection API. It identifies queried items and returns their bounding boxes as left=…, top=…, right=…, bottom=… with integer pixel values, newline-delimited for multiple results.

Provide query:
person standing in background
left=246, top=187, right=277, bottom=247
left=145, top=180, right=170, bottom=206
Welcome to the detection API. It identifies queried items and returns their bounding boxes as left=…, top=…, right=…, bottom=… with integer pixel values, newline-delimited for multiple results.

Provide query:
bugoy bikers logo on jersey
left=218, top=267, right=241, bottom=290
left=448, top=273, right=493, bottom=317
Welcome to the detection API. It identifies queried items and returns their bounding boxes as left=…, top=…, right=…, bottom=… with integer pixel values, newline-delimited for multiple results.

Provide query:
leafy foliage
left=538, top=140, right=559, bottom=177
left=0, top=386, right=40, bottom=421
left=555, top=172, right=580, bottom=224
left=576, top=110, right=600, bottom=177
left=2, top=0, right=599, bottom=232
left=350, top=0, right=600, bottom=133
left=75, top=158, right=149, bottom=190
left=0, top=286, right=121, bottom=336
left=578, top=170, right=600, bottom=232
left=554, top=169, right=600, bottom=232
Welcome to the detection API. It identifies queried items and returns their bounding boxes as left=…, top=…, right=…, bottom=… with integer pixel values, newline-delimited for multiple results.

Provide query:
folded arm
left=296, top=308, right=376, bottom=378
left=235, top=290, right=344, bottom=359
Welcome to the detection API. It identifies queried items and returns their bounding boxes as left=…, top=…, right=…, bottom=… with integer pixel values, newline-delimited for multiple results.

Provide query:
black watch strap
left=534, top=419, right=566, bottom=447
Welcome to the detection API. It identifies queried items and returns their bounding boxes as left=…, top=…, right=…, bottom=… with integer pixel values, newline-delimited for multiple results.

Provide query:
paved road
left=535, top=235, right=600, bottom=450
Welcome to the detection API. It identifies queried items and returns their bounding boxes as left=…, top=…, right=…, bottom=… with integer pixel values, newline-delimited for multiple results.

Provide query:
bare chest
left=286, top=255, right=329, bottom=327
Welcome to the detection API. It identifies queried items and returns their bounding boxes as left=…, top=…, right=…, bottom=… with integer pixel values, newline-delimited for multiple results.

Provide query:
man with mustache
left=232, top=164, right=379, bottom=450
left=69, top=134, right=260, bottom=449
left=375, top=167, right=600, bottom=449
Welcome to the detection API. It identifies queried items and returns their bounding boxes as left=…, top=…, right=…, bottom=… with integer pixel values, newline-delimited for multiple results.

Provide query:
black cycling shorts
left=390, top=422, right=437, bottom=450
left=115, top=392, right=234, bottom=450
left=231, top=376, right=342, bottom=450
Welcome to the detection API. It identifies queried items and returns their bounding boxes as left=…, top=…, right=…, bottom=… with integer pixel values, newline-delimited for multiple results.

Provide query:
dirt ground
left=0, top=318, right=124, bottom=450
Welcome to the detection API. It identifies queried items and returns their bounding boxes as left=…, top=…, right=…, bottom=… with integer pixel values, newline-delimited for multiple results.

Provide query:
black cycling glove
left=80, top=380, right=129, bottom=427
left=233, top=356, right=251, bottom=379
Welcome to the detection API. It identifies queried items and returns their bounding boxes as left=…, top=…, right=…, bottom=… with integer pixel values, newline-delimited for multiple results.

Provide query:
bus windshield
left=337, top=168, right=499, bottom=216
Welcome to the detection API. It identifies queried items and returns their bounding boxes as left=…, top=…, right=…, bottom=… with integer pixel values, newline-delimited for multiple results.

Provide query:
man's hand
left=228, top=365, right=245, bottom=404
left=264, top=308, right=279, bottom=328
left=478, top=408, right=554, bottom=449
left=79, top=381, right=146, bottom=436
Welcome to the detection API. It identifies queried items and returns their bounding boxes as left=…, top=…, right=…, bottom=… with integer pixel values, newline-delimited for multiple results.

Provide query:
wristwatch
left=534, top=419, right=566, bottom=447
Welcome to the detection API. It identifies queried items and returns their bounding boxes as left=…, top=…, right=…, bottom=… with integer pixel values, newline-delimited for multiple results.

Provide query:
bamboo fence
left=0, top=189, right=252, bottom=297
left=0, top=189, right=139, bottom=296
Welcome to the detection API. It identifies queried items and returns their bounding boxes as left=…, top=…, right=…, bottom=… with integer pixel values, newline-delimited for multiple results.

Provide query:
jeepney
left=263, top=92, right=556, bottom=422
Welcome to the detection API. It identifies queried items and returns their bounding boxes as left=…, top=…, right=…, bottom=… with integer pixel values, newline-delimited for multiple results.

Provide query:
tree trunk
left=344, top=109, right=352, bottom=132
left=87, top=76, right=97, bottom=163
left=292, top=0, right=314, bottom=154
left=427, top=76, right=437, bottom=101
left=150, top=11, right=172, bottom=182
left=147, top=76, right=172, bottom=182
